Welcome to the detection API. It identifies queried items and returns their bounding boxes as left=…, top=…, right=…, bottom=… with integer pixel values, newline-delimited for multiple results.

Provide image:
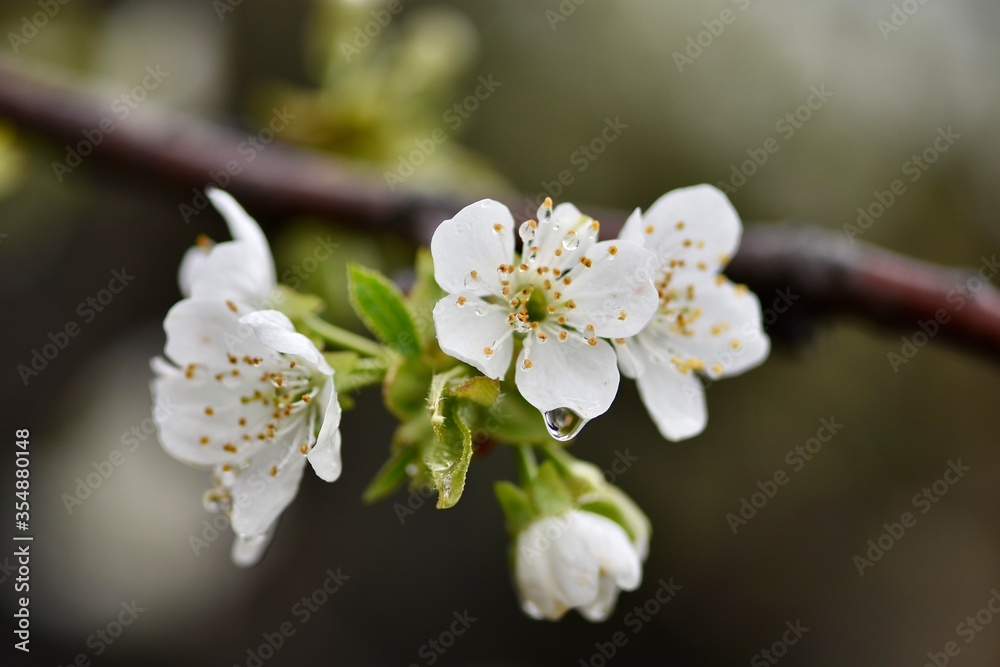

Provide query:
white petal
left=632, top=336, right=708, bottom=441
left=578, top=575, right=620, bottom=622
left=231, top=524, right=276, bottom=568
left=206, top=188, right=276, bottom=285
left=150, top=365, right=272, bottom=466
left=620, top=184, right=741, bottom=277
left=229, top=433, right=308, bottom=537
left=163, top=298, right=276, bottom=368
left=432, top=297, right=513, bottom=379
left=516, top=333, right=619, bottom=420
left=648, top=278, right=770, bottom=379
left=430, top=199, right=514, bottom=298
left=240, top=310, right=332, bottom=375
left=560, top=240, right=660, bottom=338
left=178, top=245, right=211, bottom=297
left=189, top=240, right=276, bottom=308
left=308, top=382, right=343, bottom=482
left=516, top=520, right=565, bottom=621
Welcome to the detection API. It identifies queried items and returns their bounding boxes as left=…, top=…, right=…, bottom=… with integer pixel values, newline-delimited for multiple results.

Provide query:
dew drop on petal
left=519, top=220, right=536, bottom=244
left=543, top=407, right=589, bottom=441
left=405, top=463, right=418, bottom=476
left=562, top=232, right=580, bottom=250
left=464, top=271, right=483, bottom=291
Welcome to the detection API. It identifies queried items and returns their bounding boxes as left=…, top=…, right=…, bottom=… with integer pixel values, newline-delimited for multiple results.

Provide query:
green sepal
left=273, top=284, right=325, bottom=320
left=363, top=445, right=419, bottom=504
left=452, top=376, right=500, bottom=407
left=384, top=356, right=433, bottom=419
left=489, top=390, right=553, bottom=446
left=423, top=398, right=473, bottom=509
left=347, top=263, right=420, bottom=358
left=494, top=481, right=535, bottom=536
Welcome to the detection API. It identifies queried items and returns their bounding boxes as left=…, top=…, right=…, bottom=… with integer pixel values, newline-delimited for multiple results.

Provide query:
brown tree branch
left=3, top=60, right=1000, bottom=362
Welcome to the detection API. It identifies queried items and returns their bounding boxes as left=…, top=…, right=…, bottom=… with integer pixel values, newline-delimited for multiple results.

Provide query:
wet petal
left=430, top=199, right=514, bottom=298
left=516, top=332, right=619, bottom=420
left=240, top=310, right=331, bottom=375
left=229, top=430, right=308, bottom=537
left=164, top=298, right=276, bottom=368
left=631, top=335, right=708, bottom=441
left=308, top=382, right=343, bottom=482
left=432, top=296, right=513, bottom=379
left=560, top=240, right=660, bottom=338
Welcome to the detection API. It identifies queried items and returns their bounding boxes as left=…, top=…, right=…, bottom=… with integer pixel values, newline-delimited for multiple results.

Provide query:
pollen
left=554, top=291, right=562, bottom=300
left=547, top=304, right=556, bottom=313
left=586, top=323, right=595, bottom=332
left=614, top=338, right=625, bottom=344
left=558, top=331, right=568, bottom=341
left=645, top=225, right=655, bottom=235
left=609, top=245, right=618, bottom=256
left=580, top=257, right=593, bottom=268
left=289, top=360, right=296, bottom=369
left=223, top=443, right=237, bottom=453
left=710, top=325, right=723, bottom=336
left=555, top=248, right=563, bottom=257
left=557, top=315, right=567, bottom=324
left=711, top=363, right=725, bottom=375
left=199, top=436, right=209, bottom=445
left=734, top=284, right=749, bottom=296
left=185, top=364, right=196, bottom=379
left=519, top=263, right=529, bottom=272
left=196, top=234, right=213, bottom=249
left=300, top=443, right=309, bottom=454
left=697, top=262, right=708, bottom=271
left=730, top=340, right=742, bottom=350
left=204, top=407, right=215, bottom=416
left=226, top=300, right=238, bottom=313
left=269, top=466, right=278, bottom=477
left=543, top=197, right=553, bottom=208
left=617, top=310, right=628, bottom=321
left=682, top=240, right=692, bottom=248
left=590, top=220, right=600, bottom=232
left=587, top=337, right=598, bottom=346
left=493, top=223, right=505, bottom=233
left=675, top=221, right=685, bottom=230
left=227, top=354, right=238, bottom=364
left=238, top=417, right=247, bottom=426
left=484, top=346, right=495, bottom=358
left=523, top=359, right=534, bottom=369
left=502, top=287, right=511, bottom=297
left=566, top=300, right=577, bottom=309
left=543, top=279, right=552, bottom=290
left=302, top=395, right=311, bottom=403
left=538, top=332, right=548, bottom=342
left=562, top=276, right=572, bottom=285
left=715, top=275, right=726, bottom=286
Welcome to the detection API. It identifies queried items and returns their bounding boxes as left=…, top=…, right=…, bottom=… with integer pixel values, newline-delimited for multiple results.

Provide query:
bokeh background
left=2, top=0, right=1000, bottom=665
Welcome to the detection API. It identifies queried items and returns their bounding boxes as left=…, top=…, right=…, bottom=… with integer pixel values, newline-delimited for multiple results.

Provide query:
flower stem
left=304, top=315, right=385, bottom=357
left=513, top=444, right=538, bottom=486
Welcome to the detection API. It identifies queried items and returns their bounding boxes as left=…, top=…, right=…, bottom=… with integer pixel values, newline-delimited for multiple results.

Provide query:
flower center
left=523, top=287, right=550, bottom=324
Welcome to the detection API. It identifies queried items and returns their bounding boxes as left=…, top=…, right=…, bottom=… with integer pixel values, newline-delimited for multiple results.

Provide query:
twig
left=2, top=61, right=999, bottom=362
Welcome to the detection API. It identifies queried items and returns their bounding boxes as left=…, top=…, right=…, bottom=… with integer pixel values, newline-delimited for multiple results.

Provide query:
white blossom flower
left=152, top=189, right=342, bottom=566
left=430, top=198, right=659, bottom=440
left=515, top=510, right=643, bottom=622
left=615, top=185, right=770, bottom=441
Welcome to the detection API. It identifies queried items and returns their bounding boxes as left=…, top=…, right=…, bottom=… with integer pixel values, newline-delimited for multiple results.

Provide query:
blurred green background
left=2, top=0, right=1000, bottom=665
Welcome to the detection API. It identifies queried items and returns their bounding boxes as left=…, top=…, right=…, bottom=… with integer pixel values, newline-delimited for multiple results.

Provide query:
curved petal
left=151, top=366, right=274, bottom=466
left=430, top=199, right=514, bottom=298
left=178, top=244, right=211, bottom=297
left=240, top=310, right=332, bottom=375
left=516, top=332, right=619, bottom=420
left=432, top=297, right=513, bottom=379
left=620, top=184, right=741, bottom=278
left=229, top=431, right=308, bottom=537
left=632, top=337, right=708, bottom=441
left=560, top=240, right=660, bottom=338
left=206, top=188, right=275, bottom=283
left=516, top=520, right=565, bottom=621
left=231, top=523, right=276, bottom=568
left=164, top=298, right=276, bottom=367
left=646, top=278, right=770, bottom=379
left=308, top=382, right=343, bottom=482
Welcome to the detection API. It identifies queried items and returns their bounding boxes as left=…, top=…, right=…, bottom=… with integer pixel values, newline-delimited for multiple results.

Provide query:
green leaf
left=494, top=481, right=535, bottom=536
left=384, top=356, right=433, bottom=419
left=363, top=445, right=419, bottom=504
left=423, top=399, right=473, bottom=509
left=529, top=460, right=573, bottom=517
left=452, top=376, right=500, bottom=407
left=347, top=264, right=420, bottom=358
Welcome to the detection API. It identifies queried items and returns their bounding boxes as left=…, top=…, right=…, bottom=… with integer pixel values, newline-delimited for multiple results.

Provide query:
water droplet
left=562, top=232, right=580, bottom=250
left=474, top=304, right=489, bottom=316
left=519, top=220, right=536, bottom=244
left=464, top=271, right=483, bottom=291
left=543, top=407, right=589, bottom=441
